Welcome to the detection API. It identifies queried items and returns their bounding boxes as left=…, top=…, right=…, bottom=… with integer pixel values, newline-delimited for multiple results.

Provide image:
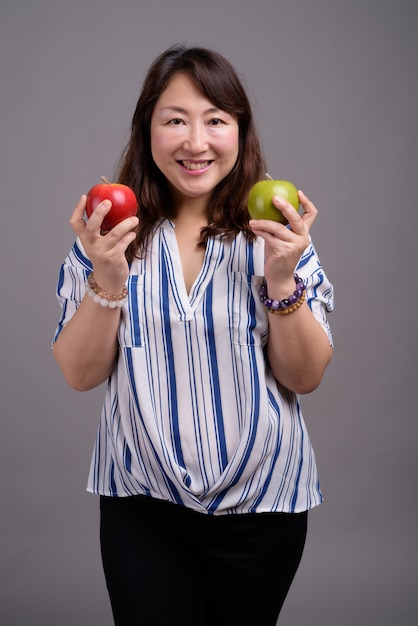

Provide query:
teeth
left=182, top=160, right=210, bottom=171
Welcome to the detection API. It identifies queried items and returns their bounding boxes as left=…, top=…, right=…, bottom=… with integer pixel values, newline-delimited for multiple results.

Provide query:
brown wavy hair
left=116, top=44, right=266, bottom=260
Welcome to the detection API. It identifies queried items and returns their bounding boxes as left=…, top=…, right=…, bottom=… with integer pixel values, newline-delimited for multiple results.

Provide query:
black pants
left=100, top=495, right=307, bottom=626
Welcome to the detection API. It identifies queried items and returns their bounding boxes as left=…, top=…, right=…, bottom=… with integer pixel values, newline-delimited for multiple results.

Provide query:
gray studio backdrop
left=1, top=1, right=417, bottom=624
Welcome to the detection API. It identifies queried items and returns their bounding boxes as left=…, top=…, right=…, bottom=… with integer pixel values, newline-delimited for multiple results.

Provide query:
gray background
left=1, top=0, right=417, bottom=624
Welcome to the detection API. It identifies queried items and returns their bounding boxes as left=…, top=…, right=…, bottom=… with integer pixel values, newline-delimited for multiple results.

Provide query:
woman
left=53, top=44, right=334, bottom=626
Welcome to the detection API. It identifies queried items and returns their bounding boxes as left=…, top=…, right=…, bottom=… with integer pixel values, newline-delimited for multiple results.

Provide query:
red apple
left=86, top=177, right=138, bottom=231
left=247, top=175, right=299, bottom=224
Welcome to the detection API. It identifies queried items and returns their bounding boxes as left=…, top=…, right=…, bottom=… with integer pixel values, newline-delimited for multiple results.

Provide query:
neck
left=171, top=190, right=210, bottom=225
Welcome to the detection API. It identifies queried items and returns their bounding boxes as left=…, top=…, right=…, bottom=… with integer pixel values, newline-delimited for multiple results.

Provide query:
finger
left=272, top=196, right=306, bottom=235
left=298, top=190, right=318, bottom=231
left=119, top=228, right=139, bottom=249
left=102, top=215, right=139, bottom=239
left=69, top=195, right=87, bottom=236
left=100, top=227, right=139, bottom=257
left=249, top=223, right=304, bottom=257
left=85, top=199, right=113, bottom=232
left=249, top=218, right=289, bottom=239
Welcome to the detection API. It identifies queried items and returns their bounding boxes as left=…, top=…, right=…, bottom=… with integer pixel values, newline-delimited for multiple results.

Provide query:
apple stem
left=100, top=176, right=111, bottom=184
left=265, top=173, right=273, bottom=180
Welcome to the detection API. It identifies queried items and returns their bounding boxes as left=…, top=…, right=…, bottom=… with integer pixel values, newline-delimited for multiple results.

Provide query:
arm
left=250, top=191, right=333, bottom=394
left=263, top=279, right=332, bottom=394
left=53, top=195, right=139, bottom=391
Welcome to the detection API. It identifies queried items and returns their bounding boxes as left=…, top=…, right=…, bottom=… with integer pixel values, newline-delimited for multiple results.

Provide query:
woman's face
left=150, top=72, right=239, bottom=208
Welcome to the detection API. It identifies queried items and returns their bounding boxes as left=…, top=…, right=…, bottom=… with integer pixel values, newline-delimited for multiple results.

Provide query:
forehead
left=155, top=72, right=214, bottom=108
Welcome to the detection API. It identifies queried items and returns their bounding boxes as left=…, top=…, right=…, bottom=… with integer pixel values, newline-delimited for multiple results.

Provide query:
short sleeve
left=52, top=238, right=93, bottom=343
left=296, top=241, right=334, bottom=346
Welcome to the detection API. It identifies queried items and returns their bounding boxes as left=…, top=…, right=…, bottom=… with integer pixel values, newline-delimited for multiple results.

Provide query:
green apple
left=247, top=177, right=299, bottom=224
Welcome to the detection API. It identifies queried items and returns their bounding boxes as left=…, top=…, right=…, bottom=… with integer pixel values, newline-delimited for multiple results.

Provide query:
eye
left=167, top=118, right=185, bottom=125
left=209, top=118, right=226, bottom=126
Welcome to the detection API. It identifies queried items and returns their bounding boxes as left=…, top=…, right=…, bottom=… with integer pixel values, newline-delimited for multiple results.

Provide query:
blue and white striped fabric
left=54, top=219, right=334, bottom=515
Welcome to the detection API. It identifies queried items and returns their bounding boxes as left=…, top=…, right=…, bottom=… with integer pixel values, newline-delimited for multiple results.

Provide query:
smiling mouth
left=180, top=160, right=212, bottom=171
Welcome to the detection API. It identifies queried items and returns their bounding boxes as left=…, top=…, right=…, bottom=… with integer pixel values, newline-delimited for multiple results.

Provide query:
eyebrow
left=158, top=105, right=222, bottom=116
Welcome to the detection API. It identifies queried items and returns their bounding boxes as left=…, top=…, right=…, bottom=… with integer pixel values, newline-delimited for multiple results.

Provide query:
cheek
left=150, top=129, right=166, bottom=161
left=216, top=127, right=239, bottom=156
left=223, top=128, right=239, bottom=159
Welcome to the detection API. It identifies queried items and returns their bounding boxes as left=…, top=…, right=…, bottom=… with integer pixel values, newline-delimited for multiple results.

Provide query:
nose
left=182, top=123, right=209, bottom=154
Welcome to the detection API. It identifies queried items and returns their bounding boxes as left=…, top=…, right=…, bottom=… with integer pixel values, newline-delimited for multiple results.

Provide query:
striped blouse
left=54, top=219, right=334, bottom=515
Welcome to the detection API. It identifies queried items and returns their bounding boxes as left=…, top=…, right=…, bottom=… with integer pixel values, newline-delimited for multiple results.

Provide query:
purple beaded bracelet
left=260, top=273, right=306, bottom=315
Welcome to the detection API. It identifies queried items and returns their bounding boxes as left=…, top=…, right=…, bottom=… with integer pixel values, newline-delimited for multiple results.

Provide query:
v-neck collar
left=160, top=220, right=224, bottom=319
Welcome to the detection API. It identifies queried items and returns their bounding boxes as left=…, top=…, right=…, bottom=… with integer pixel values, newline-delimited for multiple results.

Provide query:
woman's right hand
left=70, top=194, right=139, bottom=293
left=53, top=195, right=139, bottom=391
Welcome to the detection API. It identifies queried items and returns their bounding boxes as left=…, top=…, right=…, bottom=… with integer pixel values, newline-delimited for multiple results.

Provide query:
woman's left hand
left=249, top=190, right=332, bottom=393
left=249, top=190, right=318, bottom=293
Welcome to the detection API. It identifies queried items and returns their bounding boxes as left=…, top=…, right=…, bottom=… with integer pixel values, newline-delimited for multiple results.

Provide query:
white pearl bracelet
left=85, top=272, right=128, bottom=308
